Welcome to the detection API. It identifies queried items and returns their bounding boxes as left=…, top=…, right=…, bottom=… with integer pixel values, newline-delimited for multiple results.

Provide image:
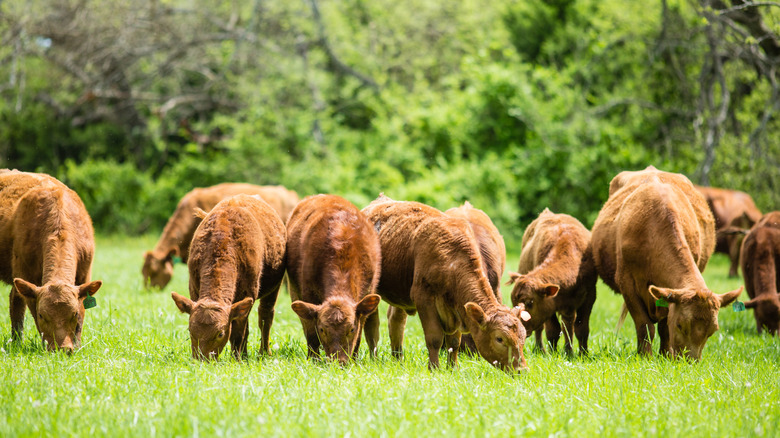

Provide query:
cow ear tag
left=84, top=294, right=97, bottom=310
left=173, top=255, right=183, bottom=265
left=655, top=298, right=669, bottom=307
left=733, top=301, right=745, bottom=312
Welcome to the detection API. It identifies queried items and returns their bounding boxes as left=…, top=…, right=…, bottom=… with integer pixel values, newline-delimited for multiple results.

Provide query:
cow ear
left=291, top=301, right=320, bottom=320
left=229, top=297, right=254, bottom=322
left=744, top=297, right=758, bottom=309
left=171, top=292, right=194, bottom=314
left=717, top=286, right=743, bottom=308
left=464, top=302, right=487, bottom=329
left=165, top=248, right=178, bottom=263
left=505, top=272, right=522, bottom=286
left=13, top=278, right=39, bottom=299
left=144, top=251, right=152, bottom=261
left=648, top=285, right=678, bottom=303
left=78, top=280, right=102, bottom=297
left=356, top=294, right=381, bottom=316
left=541, top=284, right=560, bottom=297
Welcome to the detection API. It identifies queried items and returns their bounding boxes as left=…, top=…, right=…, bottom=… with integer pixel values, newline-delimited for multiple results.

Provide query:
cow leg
left=545, top=316, right=561, bottom=353
left=619, top=271, right=655, bottom=356
left=533, top=328, right=547, bottom=354
left=574, top=284, right=597, bottom=355
left=727, top=236, right=741, bottom=278
left=387, top=305, right=407, bottom=360
left=657, top=319, right=671, bottom=357
left=559, top=311, right=576, bottom=356
left=230, top=317, right=249, bottom=360
left=363, top=310, right=380, bottom=359
left=416, top=301, right=445, bottom=370
left=444, top=332, right=461, bottom=368
left=9, top=287, right=26, bottom=342
left=257, top=287, right=280, bottom=356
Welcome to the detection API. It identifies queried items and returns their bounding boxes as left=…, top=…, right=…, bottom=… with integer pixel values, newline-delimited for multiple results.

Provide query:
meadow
left=1, top=234, right=779, bottom=437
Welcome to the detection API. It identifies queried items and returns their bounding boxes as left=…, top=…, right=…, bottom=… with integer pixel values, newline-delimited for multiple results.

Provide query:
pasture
left=1, top=234, right=779, bottom=437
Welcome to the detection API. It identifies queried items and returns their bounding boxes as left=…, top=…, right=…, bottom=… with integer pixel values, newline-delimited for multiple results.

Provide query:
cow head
left=14, top=278, right=102, bottom=354
left=464, top=302, right=530, bottom=372
left=744, top=294, right=780, bottom=336
left=142, top=249, right=177, bottom=289
left=171, top=292, right=254, bottom=360
left=649, top=285, right=743, bottom=359
left=507, top=272, right=560, bottom=332
left=291, top=294, right=381, bottom=364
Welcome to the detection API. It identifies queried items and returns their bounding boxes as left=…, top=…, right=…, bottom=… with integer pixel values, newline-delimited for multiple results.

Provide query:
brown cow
left=287, top=194, right=382, bottom=364
left=696, top=185, right=762, bottom=277
left=0, top=170, right=102, bottom=353
left=362, top=195, right=530, bottom=372
left=143, top=183, right=298, bottom=289
left=445, top=201, right=506, bottom=354
left=592, top=167, right=742, bottom=360
left=170, top=194, right=286, bottom=360
left=740, top=211, right=780, bottom=335
left=507, top=208, right=597, bottom=355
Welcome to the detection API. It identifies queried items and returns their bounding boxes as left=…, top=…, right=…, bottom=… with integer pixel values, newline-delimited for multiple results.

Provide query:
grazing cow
left=362, top=195, right=530, bottom=372
left=740, top=211, right=780, bottom=335
left=170, top=194, right=286, bottom=360
left=592, top=167, right=742, bottom=360
left=143, top=183, right=298, bottom=289
left=445, top=201, right=506, bottom=353
left=696, top=185, right=762, bottom=277
left=0, top=170, right=102, bottom=353
left=507, top=208, right=597, bottom=355
left=287, top=195, right=382, bottom=364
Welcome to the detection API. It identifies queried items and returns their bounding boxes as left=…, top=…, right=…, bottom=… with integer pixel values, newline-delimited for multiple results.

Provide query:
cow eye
left=496, top=337, right=504, bottom=344
left=216, top=331, right=226, bottom=340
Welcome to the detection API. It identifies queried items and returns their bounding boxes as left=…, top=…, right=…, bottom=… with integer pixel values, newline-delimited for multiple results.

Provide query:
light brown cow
left=592, top=167, right=742, bottom=360
left=143, top=183, right=298, bottom=289
left=696, top=185, right=762, bottom=277
left=0, top=170, right=102, bottom=353
left=507, top=208, right=597, bottom=355
left=445, top=201, right=506, bottom=353
left=287, top=194, right=382, bottom=364
left=740, top=211, right=780, bottom=336
left=170, top=194, right=286, bottom=360
left=362, top=195, right=530, bottom=372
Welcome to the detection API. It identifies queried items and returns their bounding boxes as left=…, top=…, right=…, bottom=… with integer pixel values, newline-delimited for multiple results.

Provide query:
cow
left=592, top=167, right=742, bottom=360
left=362, top=195, right=530, bottom=372
left=287, top=194, right=382, bottom=364
left=444, top=201, right=506, bottom=354
left=170, top=194, right=286, bottom=360
left=695, top=185, right=762, bottom=277
left=507, top=208, right=597, bottom=355
left=0, top=170, right=102, bottom=353
left=143, top=183, right=298, bottom=289
left=740, top=211, right=780, bottom=336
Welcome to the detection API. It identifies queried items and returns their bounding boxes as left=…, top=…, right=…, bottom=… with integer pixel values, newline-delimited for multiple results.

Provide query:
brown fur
left=362, top=195, right=528, bottom=372
left=507, top=208, right=597, bottom=355
left=0, top=170, right=102, bottom=353
left=287, top=195, right=382, bottom=364
left=740, top=211, right=780, bottom=335
left=143, top=183, right=298, bottom=289
left=170, top=194, right=287, bottom=360
left=696, top=185, right=762, bottom=277
left=592, top=167, right=742, bottom=360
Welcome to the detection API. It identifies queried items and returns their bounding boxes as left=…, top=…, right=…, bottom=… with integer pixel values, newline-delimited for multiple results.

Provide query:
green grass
left=1, top=235, right=779, bottom=437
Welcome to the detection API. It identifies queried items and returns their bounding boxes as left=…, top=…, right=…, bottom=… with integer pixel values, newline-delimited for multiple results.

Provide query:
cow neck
left=454, top=270, right=501, bottom=316
left=527, top=237, right=580, bottom=289
left=198, top=258, right=240, bottom=305
left=41, top=234, right=79, bottom=285
left=155, top=199, right=201, bottom=260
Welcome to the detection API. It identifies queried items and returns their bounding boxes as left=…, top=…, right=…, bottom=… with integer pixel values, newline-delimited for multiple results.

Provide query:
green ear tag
left=655, top=298, right=669, bottom=307
left=84, top=294, right=97, bottom=309
left=733, top=301, right=745, bottom=312
left=172, top=255, right=183, bottom=265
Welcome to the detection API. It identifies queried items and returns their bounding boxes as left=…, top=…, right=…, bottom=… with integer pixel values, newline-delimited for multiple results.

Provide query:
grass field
left=1, top=234, right=779, bottom=437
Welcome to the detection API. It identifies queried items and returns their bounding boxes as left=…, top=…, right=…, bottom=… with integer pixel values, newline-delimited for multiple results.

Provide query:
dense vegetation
left=2, top=0, right=779, bottom=242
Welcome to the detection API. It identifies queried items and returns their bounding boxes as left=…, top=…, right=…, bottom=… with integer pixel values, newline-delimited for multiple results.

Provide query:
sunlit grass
left=1, top=235, right=778, bottom=437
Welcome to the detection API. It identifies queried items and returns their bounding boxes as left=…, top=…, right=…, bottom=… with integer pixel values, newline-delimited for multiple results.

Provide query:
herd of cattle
left=1, top=166, right=777, bottom=372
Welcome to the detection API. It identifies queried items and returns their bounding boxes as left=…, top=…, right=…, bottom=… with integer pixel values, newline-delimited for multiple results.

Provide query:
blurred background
left=1, top=0, right=778, bottom=244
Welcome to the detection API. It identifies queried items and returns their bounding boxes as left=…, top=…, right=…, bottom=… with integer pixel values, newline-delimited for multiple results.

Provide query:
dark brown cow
left=507, top=208, right=597, bottom=355
left=143, top=183, right=298, bottom=289
left=0, top=170, right=102, bottom=353
left=740, top=211, right=780, bottom=335
left=287, top=194, right=382, bottom=364
left=170, top=194, right=286, bottom=360
left=445, top=201, right=506, bottom=353
left=362, top=195, right=530, bottom=372
left=592, top=167, right=742, bottom=360
left=696, top=185, right=762, bottom=277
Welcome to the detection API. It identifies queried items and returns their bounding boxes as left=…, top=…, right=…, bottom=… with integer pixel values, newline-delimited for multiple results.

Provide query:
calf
left=362, top=195, right=529, bottom=372
left=592, top=167, right=742, bottom=360
left=740, top=211, right=780, bottom=335
left=170, top=194, right=286, bottom=360
left=144, top=183, right=298, bottom=289
left=507, top=208, right=597, bottom=355
left=0, top=170, right=102, bottom=353
left=287, top=195, right=382, bottom=364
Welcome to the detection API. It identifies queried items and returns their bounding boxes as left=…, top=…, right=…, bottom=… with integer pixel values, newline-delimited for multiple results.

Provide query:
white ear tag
left=520, top=310, right=531, bottom=322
